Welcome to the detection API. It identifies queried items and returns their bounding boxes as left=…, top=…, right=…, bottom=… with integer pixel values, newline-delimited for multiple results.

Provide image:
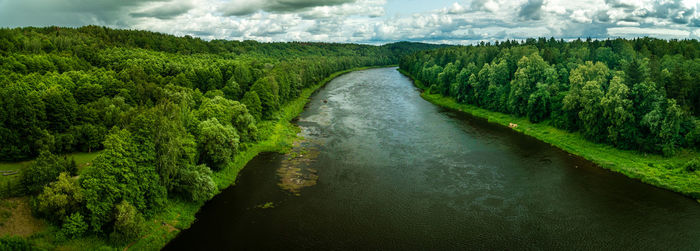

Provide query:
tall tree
left=601, top=75, right=636, bottom=148
left=578, top=81, right=607, bottom=142
left=81, top=128, right=166, bottom=231
left=526, top=84, right=551, bottom=123
left=508, top=53, right=551, bottom=116
left=197, top=118, right=239, bottom=170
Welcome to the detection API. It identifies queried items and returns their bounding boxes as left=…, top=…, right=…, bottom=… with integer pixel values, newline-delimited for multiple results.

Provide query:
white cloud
left=616, top=21, right=640, bottom=26
left=571, top=10, right=593, bottom=23
left=0, top=0, right=698, bottom=44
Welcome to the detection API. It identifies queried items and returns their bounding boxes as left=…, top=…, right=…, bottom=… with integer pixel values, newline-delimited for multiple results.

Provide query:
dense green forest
left=400, top=38, right=700, bottom=157
left=0, top=26, right=441, bottom=247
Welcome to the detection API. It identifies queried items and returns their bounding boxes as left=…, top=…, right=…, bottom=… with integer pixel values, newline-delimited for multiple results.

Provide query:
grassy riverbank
left=398, top=69, right=700, bottom=200
left=13, top=65, right=394, bottom=250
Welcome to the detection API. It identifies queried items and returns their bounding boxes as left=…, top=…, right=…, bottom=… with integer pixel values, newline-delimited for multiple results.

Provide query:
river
left=165, top=67, right=700, bottom=250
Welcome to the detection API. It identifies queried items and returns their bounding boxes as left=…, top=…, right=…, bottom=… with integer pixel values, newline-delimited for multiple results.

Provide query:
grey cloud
left=130, top=3, right=193, bottom=20
left=560, top=20, right=613, bottom=39
left=266, top=0, right=353, bottom=12
left=251, top=30, right=286, bottom=37
left=306, top=20, right=341, bottom=35
left=519, top=0, right=543, bottom=20
left=0, top=0, right=165, bottom=27
left=636, top=0, right=695, bottom=24
left=604, top=0, right=636, bottom=9
left=691, top=18, right=700, bottom=27
left=594, top=10, right=611, bottom=22
left=469, top=0, right=491, bottom=12
left=222, top=0, right=355, bottom=16
left=2, top=0, right=698, bottom=45
left=186, top=30, right=215, bottom=36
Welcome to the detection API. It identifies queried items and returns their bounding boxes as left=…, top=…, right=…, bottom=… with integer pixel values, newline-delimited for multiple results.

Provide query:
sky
left=0, top=0, right=698, bottom=44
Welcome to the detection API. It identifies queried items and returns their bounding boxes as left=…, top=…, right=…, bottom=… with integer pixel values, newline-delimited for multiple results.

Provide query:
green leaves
left=251, top=76, right=280, bottom=119
left=508, top=53, right=553, bottom=116
left=61, top=212, right=88, bottom=239
left=526, top=84, right=551, bottom=123
left=197, top=96, right=257, bottom=143
left=36, top=172, right=84, bottom=223
left=242, top=91, right=263, bottom=122
left=110, top=200, right=145, bottom=244
left=578, top=81, right=606, bottom=142
left=80, top=128, right=166, bottom=231
left=21, top=151, right=76, bottom=194
left=197, top=118, right=239, bottom=170
left=601, top=75, right=636, bottom=148
left=174, top=164, right=216, bottom=202
left=399, top=37, right=698, bottom=157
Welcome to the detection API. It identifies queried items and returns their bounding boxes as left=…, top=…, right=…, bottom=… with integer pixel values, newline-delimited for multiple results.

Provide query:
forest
left=400, top=37, right=700, bottom=157
left=0, top=26, right=441, bottom=248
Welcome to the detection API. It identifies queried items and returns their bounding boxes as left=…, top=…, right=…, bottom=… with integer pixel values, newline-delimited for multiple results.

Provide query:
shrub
left=684, top=159, right=700, bottom=172
left=35, top=172, right=84, bottom=223
left=81, top=128, right=166, bottom=231
left=62, top=212, right=88, bottom=239
left=174, top=164, right=217, bottom=202
left=241, top=91, right=262, bottom=122
left=110, top=200, right=144, bottom=244
left=197, top=118, right=239, bottom=170
left=0, top=236, right=31, bottom=251
left=21, top=151, right=77, bottom=194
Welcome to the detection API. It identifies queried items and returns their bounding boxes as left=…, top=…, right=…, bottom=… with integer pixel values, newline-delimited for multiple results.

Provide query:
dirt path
left=0, top=197, right=46, bottom=237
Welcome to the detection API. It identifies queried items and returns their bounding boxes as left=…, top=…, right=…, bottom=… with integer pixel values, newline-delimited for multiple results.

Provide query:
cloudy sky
left=0, top=0, right=698, bottom=44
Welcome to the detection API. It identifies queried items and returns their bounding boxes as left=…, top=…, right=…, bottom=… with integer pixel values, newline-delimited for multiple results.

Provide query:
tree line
left=0, top=26, right=442, bottom=244
left=400, top=37, right=700, bottom=156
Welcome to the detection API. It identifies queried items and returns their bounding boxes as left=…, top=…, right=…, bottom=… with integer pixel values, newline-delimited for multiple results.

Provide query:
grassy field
left=0, top=152, right=100, bottom=172
left=29, top=65, right=394, bottom=250
left=398, top=68, right=700, bottom=200
left=0, top=151, right=101, bottom=197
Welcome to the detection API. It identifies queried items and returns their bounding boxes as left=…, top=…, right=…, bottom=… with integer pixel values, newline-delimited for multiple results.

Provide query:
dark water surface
left=165, top=67, right=700, bottom=250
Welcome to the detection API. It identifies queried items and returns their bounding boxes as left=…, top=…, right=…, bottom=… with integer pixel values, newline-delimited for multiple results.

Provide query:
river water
left=165, top=67, right=700, bottom=250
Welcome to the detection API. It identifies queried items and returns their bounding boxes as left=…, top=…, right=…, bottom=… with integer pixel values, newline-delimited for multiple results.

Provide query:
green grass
left=398, top=68, right=700, bottom=200
left=0, top=152, right=100, bottom=184
left=0, top=161, right=31, bottom=172
left=41, top=65, right=394, bottom=250
left=0, top=152, right=100, bottom=171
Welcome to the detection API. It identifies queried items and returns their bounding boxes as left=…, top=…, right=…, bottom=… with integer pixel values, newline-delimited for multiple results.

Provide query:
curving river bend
left=165, top=67, right=700, bottom=250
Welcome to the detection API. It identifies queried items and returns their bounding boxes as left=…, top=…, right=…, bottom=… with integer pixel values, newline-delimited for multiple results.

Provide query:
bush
left=110, top=200, right=144, bottom=244
left=0, top=179, right=23, bottom=199
left=197, top=118, right=239, bottom=170
left=684, top=159, right=700, bottom=172
left=35, top=172, right=84, bottom=223
left=22, top=151, right=76, bottom=194
left=241, top=91, right=262, bottom=122
left=174, top=164, right=217, bottom=202
left=62, top=212, right=88, bottom=239
left=0, top=236, right=31, bottom=251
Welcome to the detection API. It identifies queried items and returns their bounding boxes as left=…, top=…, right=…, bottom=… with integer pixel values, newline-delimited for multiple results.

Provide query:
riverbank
left=24, top=65, right=395, bottom=250
left=397, top=68, right=700, bottom=201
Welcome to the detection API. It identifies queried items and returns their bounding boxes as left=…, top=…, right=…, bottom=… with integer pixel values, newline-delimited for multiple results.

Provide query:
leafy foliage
left=110, top=200, right=144, bottom=244
left=400, top=37, right=700, bottom=156
left=197, top=118, right=239, bottom=170
left=0, top=26, right=443, bottom=245
left=174, top=164, right=217, bottom=202
left=0, top=236, right=32, bottom=251
left=80, top=129, right=166, bottom=231
left=241, top=91, right=263, bottom=122
left=0, top=26, right=440, bottom=162
left=35, top=172, right=84, bottom=223
left=21, top=151, right=77, bottom=194
left=685, top=158, right=700, bottom=172
left=61, top=212, right=89, bottom=239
